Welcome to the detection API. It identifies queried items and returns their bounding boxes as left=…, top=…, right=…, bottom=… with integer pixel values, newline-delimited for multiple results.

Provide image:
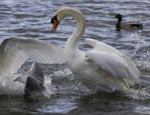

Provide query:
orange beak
left=51, top=20, right=59, bottom=32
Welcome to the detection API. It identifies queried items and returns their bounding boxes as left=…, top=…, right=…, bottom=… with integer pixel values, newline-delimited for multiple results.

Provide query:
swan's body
left=51, top=7, right=140, bottom=92
left=0, top=37, right=64, bottom=94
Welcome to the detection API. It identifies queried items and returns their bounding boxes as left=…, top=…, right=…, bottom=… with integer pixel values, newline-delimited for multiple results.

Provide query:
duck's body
left=115, top=14, right=143, bottom=31
left=51, top=7, right=140, bottom=92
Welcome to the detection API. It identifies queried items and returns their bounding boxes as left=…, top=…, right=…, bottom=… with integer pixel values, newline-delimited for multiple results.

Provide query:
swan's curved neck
left=61, top=9, right=85, bottom=53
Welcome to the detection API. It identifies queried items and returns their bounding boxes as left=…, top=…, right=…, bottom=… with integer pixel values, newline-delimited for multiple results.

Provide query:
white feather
left=86, top=38, right=140, bottom=84
left=0, top=37, right=66, bottom=77
left=86, top=51, right=139, bottom=85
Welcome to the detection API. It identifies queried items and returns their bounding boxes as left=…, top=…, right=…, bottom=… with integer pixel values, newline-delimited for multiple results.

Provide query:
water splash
left=0, top=74, right=24, bottom=95
left=129, top=32, right=143, bottom=56
left=128, top=32, right=150, bottom=71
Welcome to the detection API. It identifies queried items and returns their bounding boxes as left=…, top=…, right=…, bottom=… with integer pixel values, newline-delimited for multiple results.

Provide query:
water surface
left=0, top=0, right=150, bottom=115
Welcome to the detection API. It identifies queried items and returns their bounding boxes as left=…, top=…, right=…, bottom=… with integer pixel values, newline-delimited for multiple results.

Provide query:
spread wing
left=86, top=51, right=140, bottom=85
left=0, top=37, right=65, bottom=77
left=86, top=38, right=122, bottom=54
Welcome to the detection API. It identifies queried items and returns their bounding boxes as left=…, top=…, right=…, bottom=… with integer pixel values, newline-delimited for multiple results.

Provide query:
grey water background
left=0, top=0, right=150, bottom=115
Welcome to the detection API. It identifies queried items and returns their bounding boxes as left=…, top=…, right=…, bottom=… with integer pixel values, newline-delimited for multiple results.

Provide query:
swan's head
left=51, top=15, right=59, bottom=32
left=51, top=7, right=70, bottom=32
left=51, top=7, right=82, bottom=32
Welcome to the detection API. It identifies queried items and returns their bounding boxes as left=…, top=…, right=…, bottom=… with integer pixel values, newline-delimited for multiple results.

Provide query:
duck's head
left=115, top=14, right=122, bottom=22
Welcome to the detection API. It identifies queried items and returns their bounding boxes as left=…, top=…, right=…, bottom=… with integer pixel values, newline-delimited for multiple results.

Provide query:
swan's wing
left=85, top=38, right=97, bottom=48
left=86, top=38, right=137, bottom=73
left=86, top=38, right=122, bottom=54
left=86, top=51, right=140, bottom=84
left=0, top=38, right=65, bottom=76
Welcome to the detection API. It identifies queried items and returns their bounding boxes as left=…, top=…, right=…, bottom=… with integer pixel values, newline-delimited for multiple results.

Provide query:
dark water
left=0, top=0, right=150, bottom=115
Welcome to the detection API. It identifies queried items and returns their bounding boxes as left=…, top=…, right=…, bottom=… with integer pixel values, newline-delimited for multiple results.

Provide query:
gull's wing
left=86, top=51, right=140, bottom=85
left=0, top=37, right=65, bottom=76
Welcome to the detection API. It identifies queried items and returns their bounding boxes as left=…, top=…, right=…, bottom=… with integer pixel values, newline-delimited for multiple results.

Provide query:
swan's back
left=86, top=38, right=123, bottom=55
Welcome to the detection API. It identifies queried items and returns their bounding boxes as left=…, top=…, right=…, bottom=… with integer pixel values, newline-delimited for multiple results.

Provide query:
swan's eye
left=51, top=15, right=58, bottom=24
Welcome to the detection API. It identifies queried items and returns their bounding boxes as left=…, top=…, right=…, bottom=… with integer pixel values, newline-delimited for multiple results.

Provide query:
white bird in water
left=51, top=7, right=140, bottom=92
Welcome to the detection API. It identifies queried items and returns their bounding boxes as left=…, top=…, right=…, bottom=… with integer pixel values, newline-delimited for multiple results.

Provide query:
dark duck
left=115, top=14, right=143, bottom=31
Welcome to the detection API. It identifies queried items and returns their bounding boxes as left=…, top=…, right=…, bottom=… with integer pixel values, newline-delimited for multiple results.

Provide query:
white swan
left=0, top=37, right=65, bottom=94
left=51, top=7, right=140, bottom=92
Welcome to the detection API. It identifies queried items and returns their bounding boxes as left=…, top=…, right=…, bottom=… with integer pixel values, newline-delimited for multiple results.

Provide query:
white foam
left=50, top=68, right=73, bottom=77
left=0, top=74, right=24, bottom=95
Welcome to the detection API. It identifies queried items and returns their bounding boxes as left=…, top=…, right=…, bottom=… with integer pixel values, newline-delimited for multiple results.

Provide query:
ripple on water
left=0, top=0, right=150, bottom=115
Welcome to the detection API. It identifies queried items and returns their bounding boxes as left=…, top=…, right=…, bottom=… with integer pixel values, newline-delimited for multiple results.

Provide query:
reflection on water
left=0, top=0, right=150, bottom=115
